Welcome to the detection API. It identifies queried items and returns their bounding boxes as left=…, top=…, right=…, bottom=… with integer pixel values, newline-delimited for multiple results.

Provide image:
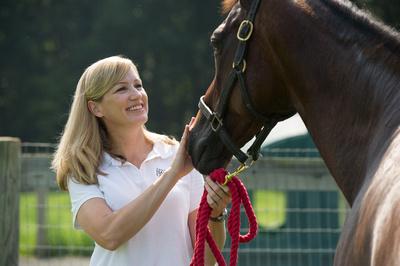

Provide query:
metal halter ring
left=210, top=114, right=223, bottom=132
left=232, top=59, right=247, bottom=73
left=237, top=20, right=254, bottom=41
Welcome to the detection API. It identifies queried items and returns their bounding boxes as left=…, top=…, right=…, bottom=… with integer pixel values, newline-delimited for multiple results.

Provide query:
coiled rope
left=190, top=168, right=258, bottom=266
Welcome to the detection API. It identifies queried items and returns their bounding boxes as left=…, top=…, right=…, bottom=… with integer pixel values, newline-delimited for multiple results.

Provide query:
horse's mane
left=318, top=0, right=400, bottom=54
left=222, top=0, right=400, bottom=53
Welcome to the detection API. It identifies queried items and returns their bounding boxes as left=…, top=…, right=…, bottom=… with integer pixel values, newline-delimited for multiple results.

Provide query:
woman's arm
left=205, top=176, right=231, bottom=265
left=188, top=209, right=198, bottom=248
left=188, top=208, right=226, bottom=266
left=205, top=216, right=227, bottom=266
left=77, top=168, right=180, bottom=250
left=188, top=176, right=230, bottom=265
left=76, top=123, right=194, bottom=250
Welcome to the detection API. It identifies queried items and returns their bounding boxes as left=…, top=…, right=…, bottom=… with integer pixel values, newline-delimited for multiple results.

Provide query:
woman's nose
left=128, top=86, right=141, bottom=99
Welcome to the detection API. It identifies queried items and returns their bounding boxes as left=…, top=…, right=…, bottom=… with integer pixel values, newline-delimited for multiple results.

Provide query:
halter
left=198, top=0, right=294, bottom=165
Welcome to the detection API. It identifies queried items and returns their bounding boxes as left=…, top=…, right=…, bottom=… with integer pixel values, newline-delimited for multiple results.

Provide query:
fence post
left=35, top=184, right=48, bottom=257
left=0, top=137, right=21, bottom=266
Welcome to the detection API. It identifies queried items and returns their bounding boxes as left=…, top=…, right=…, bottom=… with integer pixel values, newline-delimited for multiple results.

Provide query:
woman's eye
left=116, top=86, right=127, bottom=92
left=134, top=84, right=143, bottom=89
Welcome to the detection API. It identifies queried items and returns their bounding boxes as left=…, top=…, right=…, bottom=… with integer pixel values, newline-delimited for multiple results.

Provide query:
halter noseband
left=198, top=0, right=294, bottom=165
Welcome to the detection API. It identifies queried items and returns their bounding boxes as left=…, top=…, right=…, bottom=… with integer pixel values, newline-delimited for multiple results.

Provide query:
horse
left=187, top=0, right=400, bottom=265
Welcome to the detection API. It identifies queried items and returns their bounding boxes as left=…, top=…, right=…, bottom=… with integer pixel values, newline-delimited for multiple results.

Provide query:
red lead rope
left=190, top=168, right=258, bottom=266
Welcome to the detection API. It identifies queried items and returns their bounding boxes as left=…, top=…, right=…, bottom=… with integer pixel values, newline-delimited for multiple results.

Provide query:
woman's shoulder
left=67, top=174, right=101, bottom=192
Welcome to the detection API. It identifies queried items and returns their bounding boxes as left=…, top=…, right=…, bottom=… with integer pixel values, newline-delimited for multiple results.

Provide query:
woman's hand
left=205, top=176, right=232, bottom=218
left=169, top=117, right=196, bottom=179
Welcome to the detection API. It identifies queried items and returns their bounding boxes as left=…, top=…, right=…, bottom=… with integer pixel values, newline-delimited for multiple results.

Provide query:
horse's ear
left=239, top=0, right=251, bottom=11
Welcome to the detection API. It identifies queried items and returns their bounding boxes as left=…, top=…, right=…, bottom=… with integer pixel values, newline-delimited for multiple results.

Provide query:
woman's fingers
left=205, top=182, right=221, bottom=204
left=205, top=176, right=230, bottom=197
left=171, top=121, right=194, bottom=178
left=180, top=124, right=189, bottom=143
left=180, top=117, right=195, bottom=146
left=177, top=125, right=190, bottom=156
left=188, top=117, right=196, bottom=130
left=205, top=176, right=231, bottom=210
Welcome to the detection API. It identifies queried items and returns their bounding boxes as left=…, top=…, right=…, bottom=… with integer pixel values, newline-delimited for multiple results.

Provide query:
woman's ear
left=88, top=100, right=104, bottom=118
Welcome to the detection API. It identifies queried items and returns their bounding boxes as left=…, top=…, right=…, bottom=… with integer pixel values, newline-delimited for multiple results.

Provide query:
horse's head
left=188, top=0, right=296, bottom=174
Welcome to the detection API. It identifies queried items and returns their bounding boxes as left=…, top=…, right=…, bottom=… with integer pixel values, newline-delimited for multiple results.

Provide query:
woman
left=52, top=56, right=230, bottom=265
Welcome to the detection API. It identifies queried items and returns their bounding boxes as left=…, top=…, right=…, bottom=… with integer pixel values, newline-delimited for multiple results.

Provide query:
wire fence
left=19, top=143, right=349, bottom=266
left=20, top=143, right=91, bottom=266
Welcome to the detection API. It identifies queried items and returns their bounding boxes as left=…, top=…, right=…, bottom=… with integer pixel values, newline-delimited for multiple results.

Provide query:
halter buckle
left=232, top=59, right=247, bottom=73
left=237, top=20, right=254, bottom=41
left=210, top=113, right=223, bottom=132
left=223, top=161, right=254, bottom=185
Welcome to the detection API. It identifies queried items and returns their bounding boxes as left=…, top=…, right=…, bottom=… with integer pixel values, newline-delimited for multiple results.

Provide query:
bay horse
left=187, top=0, right=400, bottom=265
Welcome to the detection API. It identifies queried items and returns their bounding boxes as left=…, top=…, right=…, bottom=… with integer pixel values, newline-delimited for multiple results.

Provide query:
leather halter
left=198, top=0, right=294, bottom=165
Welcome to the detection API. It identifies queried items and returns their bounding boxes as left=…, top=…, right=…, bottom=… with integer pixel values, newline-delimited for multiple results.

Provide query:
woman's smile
left=126, top=103, right=144, bottom=112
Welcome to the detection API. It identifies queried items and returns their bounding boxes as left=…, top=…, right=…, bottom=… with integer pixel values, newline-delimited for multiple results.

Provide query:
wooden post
left=0, top=137, right=21, bottom=266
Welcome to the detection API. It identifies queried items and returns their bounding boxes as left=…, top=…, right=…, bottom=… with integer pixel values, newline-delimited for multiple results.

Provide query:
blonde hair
left=52, top=56, right=139, bottom=190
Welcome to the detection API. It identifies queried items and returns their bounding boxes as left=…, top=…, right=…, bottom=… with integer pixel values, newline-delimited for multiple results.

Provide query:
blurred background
left=1, top=0, right=221, bottom=142
left=1, top=0, right=399, bottom=266
left=0, top=0, right=399, bottom=142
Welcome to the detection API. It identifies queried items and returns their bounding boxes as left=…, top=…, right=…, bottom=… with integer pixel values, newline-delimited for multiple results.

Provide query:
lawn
left=18, top=190, right=296, bottom=257
left=19, top=191, right=93, bottom=256
left=16, top=154, right=346, bottom=263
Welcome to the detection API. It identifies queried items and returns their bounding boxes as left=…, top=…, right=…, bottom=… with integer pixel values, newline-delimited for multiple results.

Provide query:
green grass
left=19, top=190, right=288, bottom=256
left=19, top=192, right=93, bottom=257
left=19, top=190, right=345, bottom=257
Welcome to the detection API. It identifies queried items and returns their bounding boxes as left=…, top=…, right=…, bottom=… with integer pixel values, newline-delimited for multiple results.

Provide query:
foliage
left=355, top=0, right=400, bottom=29
left=0, top=0, right=399, bottom=141
left=0, top=0, right=220, bottom=141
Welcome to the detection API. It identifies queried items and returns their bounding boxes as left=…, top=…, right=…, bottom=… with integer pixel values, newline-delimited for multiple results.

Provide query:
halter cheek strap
left=198, top=0, right=295, bottom=164
left=199, top=96, right=250, bottom=163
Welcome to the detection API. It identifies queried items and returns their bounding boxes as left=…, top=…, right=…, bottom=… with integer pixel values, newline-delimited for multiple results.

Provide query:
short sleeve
left=67, top=177, right=105, bottom=229
left=189, top=169, right=205, bottom=212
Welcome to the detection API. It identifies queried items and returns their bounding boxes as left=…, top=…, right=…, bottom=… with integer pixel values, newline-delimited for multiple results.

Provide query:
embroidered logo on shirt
left=156, top=168, right=165, bottom=177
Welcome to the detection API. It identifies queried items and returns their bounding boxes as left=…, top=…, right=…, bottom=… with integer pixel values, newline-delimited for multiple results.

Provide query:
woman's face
left=89, top=67, right=149, bottom=130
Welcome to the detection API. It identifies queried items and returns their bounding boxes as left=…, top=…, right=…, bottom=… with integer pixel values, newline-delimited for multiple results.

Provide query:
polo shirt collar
left=102, top=138, right=176, bottom=167
left=146, top=138, right=176, bottom=161
left=102, top=152, right=124, bottom=167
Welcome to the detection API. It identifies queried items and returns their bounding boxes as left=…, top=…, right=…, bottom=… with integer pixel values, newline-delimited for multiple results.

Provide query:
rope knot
left=209, top=168, right=228, bottom=184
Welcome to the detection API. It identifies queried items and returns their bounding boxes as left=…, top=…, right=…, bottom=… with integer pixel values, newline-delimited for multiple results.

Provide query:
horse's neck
left=303, top=52, right=400, bottom=204
left=335, top=131, right=400, bottom=265
left=264, top=0, right=400, bottom=204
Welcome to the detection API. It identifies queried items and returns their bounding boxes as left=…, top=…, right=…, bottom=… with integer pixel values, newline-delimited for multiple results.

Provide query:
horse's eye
left=211, top=37, right=222, bottom=53
left=210, top=37, right=218, bottom=47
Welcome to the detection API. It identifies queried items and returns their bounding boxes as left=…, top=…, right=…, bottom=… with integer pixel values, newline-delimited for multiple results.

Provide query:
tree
left=354, top=0, right=400, bottom=29
left=0, top=0, right=221, bottom=141
left=0, top=0, right=399, bottom=142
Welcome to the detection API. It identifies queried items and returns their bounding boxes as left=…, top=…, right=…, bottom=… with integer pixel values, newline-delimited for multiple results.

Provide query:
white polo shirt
left=68, top=139, right=204, bottom=266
